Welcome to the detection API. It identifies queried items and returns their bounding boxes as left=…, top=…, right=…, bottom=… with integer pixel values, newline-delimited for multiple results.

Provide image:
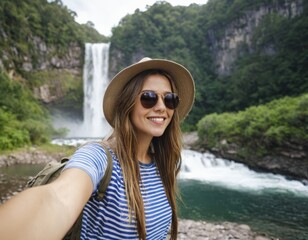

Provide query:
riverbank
left=0, top=149, right=63, bottom=167
left=172, top=219, right=276, bottom=240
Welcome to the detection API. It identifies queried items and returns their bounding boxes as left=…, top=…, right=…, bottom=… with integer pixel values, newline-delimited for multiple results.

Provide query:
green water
left=1, top=165, right=308, bottom=239
left=0, top=164, right=46, bottom=177
left=178, top=180, right=308, bottom=240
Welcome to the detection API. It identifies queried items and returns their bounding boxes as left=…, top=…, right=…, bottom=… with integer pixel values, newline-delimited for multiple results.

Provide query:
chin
left=151, top=130, right=165, bottom=137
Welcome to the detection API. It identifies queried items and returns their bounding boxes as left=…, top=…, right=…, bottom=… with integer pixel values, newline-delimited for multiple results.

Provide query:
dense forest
left=0, top=0, right=307, bottom=156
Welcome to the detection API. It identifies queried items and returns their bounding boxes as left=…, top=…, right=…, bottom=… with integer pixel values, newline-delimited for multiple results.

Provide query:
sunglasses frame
left=139, top=90, right=180, bottom=110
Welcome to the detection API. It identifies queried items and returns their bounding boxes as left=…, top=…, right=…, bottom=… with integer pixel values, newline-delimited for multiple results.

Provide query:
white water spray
left=82, top=43, right=111, bottom=137
left=180, top=149, right=308, bottom=196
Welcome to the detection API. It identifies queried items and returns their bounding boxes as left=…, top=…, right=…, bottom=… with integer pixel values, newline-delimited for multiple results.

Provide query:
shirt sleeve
left=63, top=142, right=109, bottom=193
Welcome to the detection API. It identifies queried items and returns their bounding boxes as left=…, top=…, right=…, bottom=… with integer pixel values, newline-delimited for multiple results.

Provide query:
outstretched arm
left=0, top=168, right=93, bottom=240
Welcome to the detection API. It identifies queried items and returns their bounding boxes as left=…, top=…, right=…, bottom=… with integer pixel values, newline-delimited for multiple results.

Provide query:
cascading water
left=82, top=43, right=111, bottom=138
left=180, top=149, right=308, bottom=196
left=178, top=149, right=308, bottom=240
left=52, top=43, right=111, bottom=138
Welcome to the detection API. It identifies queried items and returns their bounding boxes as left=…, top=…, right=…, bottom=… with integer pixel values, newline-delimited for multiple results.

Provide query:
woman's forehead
left=141, top=74, right=172, bottom=91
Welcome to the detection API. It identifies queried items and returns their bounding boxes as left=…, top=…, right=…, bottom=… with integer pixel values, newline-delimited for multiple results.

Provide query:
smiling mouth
left=148, top=117, right=165, bottom=123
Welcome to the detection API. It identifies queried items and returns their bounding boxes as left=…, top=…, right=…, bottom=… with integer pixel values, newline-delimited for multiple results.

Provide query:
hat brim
left=103, top=58, right=195, bottom=127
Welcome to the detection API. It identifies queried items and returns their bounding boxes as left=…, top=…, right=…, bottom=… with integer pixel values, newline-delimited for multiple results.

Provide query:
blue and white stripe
left=64, top=142, right=172, bottom=239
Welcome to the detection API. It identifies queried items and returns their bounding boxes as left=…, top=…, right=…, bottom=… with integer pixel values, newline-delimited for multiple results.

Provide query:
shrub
left=197, top=94, right=308, bottom=154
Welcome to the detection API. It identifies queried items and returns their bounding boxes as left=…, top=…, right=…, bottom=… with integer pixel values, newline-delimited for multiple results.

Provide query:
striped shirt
left=64, top=142, right=172, bottom=239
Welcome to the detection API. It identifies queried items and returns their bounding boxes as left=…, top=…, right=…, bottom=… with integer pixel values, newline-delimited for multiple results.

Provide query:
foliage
left=0, top=72, right=53, bottom=149
left=197, top=94, right=308, bottom=155
left=0, top=0, right=108, bottom=151
left=110, top=0, right=308, bottom=130
left=25, top=69, right=83, bottom=112
left=0, top=0, right=107, bottom=71
left=215, top=9, right=308, bottom=112
left=0, top=109, right=30, bottom=150
left=0, top=0, right=307, bottom=152
left=110, top=2, right=214, bottom=129
left=37, top=143, right=76, bottom=156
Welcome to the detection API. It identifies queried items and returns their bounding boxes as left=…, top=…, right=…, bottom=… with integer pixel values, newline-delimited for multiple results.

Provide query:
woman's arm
left=0, top=168, right=93, bottom=240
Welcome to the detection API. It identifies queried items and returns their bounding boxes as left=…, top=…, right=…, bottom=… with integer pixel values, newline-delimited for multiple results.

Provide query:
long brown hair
left=108, top=69, right=182, bottom=240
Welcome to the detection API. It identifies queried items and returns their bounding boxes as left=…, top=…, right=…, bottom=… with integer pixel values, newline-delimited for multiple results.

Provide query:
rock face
left=0, top=34, right=83, bottom=104
left=109, top=0, right=304, bottom=78
left=1, top=36, right=83, bottom=73
left=207, top=0, right=303, bottom=76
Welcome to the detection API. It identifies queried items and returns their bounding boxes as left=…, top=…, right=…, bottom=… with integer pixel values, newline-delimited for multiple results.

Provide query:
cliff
left=0, top=0, right=105, bottom=106
left=0, top=34, right=83, bottom=104
left=207, top=0, right=304, bottom=75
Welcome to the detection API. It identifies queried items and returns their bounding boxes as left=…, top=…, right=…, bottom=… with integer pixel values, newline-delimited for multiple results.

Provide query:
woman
left=0, top=57, right=195, bottom=239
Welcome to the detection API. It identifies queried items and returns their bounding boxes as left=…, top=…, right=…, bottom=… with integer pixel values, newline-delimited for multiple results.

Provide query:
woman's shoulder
left=76, top=141, right=118, bottom=165
left=78, top=141, right=108, bottom=155
left=65, top=141, right=114, bottom=192
left=66, top=142, right=111, bottom=169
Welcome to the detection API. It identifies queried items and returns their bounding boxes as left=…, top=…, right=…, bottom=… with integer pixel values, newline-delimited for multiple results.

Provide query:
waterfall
left=82, top=43, right=111, bottom=138
left=51, top=43, right=111, bottom=138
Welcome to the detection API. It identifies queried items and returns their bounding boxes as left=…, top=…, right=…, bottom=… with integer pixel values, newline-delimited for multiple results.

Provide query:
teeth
left=149, top=117, right=164, bottom=123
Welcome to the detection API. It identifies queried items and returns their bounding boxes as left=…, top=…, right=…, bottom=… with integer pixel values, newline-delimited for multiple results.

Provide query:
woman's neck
left=137, top=137, right=152, bottom=164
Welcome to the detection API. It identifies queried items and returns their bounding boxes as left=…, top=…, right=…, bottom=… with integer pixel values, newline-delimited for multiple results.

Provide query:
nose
left=153, top=95, right=166, bottom=111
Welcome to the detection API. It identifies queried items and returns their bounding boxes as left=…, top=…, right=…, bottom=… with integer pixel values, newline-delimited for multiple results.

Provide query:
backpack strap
left=27, top=159, right=69, bottom=187
left=65, top=143, right=113, bottom=240
left=96, top=143, right=113, bottom=201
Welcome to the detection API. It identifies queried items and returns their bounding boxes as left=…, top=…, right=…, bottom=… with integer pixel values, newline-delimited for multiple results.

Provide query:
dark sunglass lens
left=164, top=93, right=179, bottom=109
left=140, top=92, right=158, bottom=108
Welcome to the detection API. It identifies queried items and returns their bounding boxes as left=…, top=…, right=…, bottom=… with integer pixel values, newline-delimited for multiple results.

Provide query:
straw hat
left=103, top=57, right=195, bottom=127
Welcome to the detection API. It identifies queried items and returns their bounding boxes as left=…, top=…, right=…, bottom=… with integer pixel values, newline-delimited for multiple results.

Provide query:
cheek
left=167, top=109, right=175, bottom=120
left=130, top=102, right=144, bottom=124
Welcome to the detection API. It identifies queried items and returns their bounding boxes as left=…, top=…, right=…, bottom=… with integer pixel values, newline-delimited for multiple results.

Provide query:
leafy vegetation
left=0, top=72, right=53, bottom=149
left=0, top=0, right=105, bottom=150
left=37, top=143, right=76, bottom=156
left=24, top=69, right=84, bottom=113
left=110, top=0, right=308, bottom=130
left=0, top=0, right=307, bottom=154
left=213, top=9, right=308, bottom=113
left=197, top=94, right=308, bottom=157
left=0, top=0, right=107, bottom=71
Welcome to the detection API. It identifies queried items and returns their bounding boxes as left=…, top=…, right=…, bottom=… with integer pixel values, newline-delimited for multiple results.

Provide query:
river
left=1, top=146, right=307, bottom=239
left=179, top=150, right=308, bottom=240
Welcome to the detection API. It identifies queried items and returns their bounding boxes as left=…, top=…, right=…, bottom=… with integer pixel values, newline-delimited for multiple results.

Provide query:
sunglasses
left=140, top=91, right=180, bottom=110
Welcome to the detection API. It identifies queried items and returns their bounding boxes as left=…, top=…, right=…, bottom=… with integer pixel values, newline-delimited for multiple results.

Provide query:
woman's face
left=131, top=73, right=174, bottom=142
